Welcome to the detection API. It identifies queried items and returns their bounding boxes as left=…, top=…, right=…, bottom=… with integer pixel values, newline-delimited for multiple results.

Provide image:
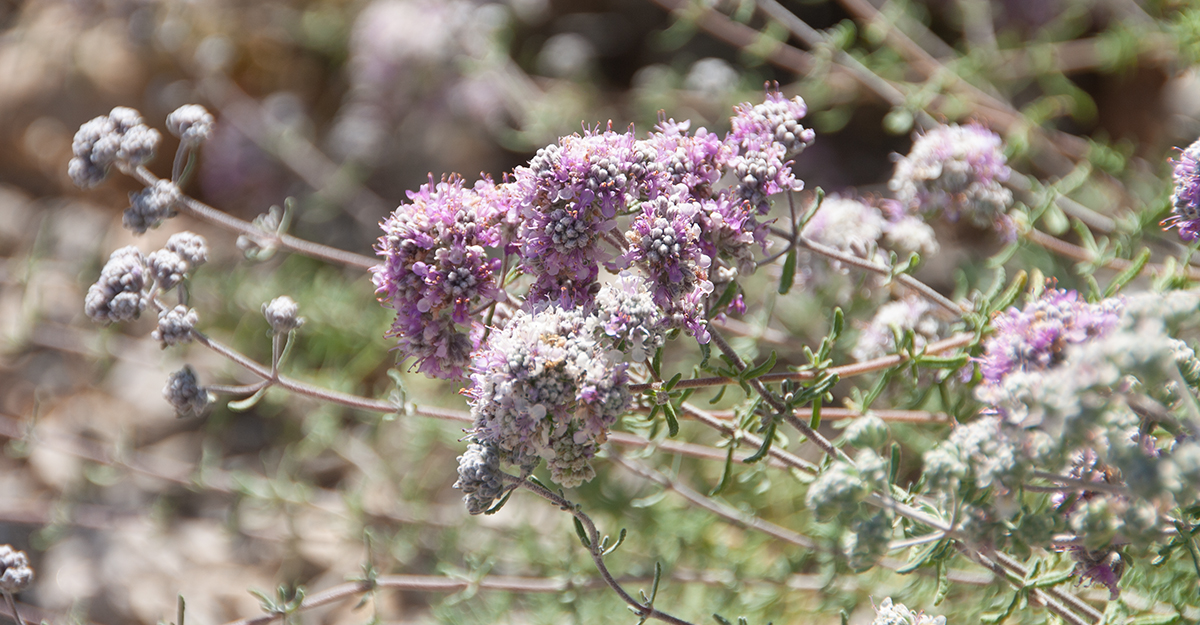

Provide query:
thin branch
left=124, top=167, right=378, bottom=271
left=1025, top=228, right=1200, bottom=281
left=509, top=475, right=696, bottom=625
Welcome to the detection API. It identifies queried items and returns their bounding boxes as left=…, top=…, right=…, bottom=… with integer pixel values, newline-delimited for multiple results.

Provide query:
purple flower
left=977, top=289, right=1122, bottom=389
left=633, top=117, right=730, bottom=201
left=1068, top=547, right=1124, bottom=600
left=373, top=175, right=503, bottom=379
left=724, top=89, right=815, bottom=212
left=1166, top=137, right=1200, bottom=241
left=467, top=303, right=630, bottom=487
left=890, top=123, right=1014, bottom=237
left=623, top=195, right=713, bottom=342
left=514, top=126, right=638, bottom=306
left=593, top=273, right=666, bottom=361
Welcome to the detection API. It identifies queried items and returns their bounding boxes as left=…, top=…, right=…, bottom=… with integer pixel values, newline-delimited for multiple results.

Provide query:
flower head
left=124, top=180, right=181, bottom=234
left=263, top=296, right=304, bottom=334
left=0, top=545, right=32, bottom=594
left=1166, top=137, right=1200, bottom=241
left=467, top=303, right=630, bottom=488
left=890, top=123, right=1013, bottom=236
left=166, top=104, right=215, bottom=145
left=373, top=175, right=502, bottom=379
left=454, top=441, right=506, bottom=515
left=164, top=365, right=212, bottom=417
left=85, top=246, right=150, bottom=324
left=624, top=195, right=713, bottom=340
left=68, top=107, right=162, bottom=188
left=153, top=305, right=198, bottom=348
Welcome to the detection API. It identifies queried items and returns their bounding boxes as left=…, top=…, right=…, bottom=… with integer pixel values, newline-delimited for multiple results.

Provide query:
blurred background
left=1, top=0, right=1198, bottom=623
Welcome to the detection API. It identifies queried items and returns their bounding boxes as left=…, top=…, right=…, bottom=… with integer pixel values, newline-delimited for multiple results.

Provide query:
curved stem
left=1026, top=228, right=1200, bottom=281
left=509, top=475, right=696, bottom=625
left=126, top=166, right=378, bottom=270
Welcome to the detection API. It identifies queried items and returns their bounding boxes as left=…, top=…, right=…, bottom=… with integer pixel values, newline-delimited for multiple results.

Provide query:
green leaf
left=809, top=396, right=822, bottom=430
left=708, top=386, right=727, bottom=405
left=1029, top=568, right=1074, bottom=588
left=663, top=401, right=681, bottom=437
left=742, top=351, right=778, bottom=381
left=889, top=442, right=901, bottom=484
left=779, top=247, right=798, bottom=295
left=652, top=346, right=664, bottom=377
left=228, top=388, right=268, bottom=412
left=1128, top=613, right=1180, bottom=625
left=916, top=354, right=971, bottom=369
left=713, top=616, right=734, bottom=625
left=649, top=561, right=662, bottom=604
left=897, top=538, right=944, bottom=574
left=709, top=442, right=737, bottom=496
left=573, top=517, right=591, bottom=549
left=663, top=372, right=683, bottom=392
left=602, top=528, right=628, bottom=556
left=990, top=270, right=1028, bottom=314
left=744, top=418, right=777, bottom=464
left=484, top=490, right=513, bottom=515
left=1104, top=247, right=1151, bottom=298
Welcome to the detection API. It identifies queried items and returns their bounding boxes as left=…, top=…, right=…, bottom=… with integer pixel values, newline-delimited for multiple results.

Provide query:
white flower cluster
left=853, top=296, right=940, bottom=362
left=872, top=598, right=946, bottom=625
left=466, top=303, right=630, bottom=488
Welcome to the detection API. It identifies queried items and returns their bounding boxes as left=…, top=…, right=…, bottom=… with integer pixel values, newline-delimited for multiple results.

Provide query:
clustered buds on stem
left=263, top=296, right=305, bottom=334
left=0, top=545, right=32, bottom=594
left=68, top=107, right=162, bottom=189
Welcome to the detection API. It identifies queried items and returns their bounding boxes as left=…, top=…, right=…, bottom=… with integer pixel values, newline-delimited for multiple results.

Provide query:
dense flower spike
left=592, top=273, right=666, bottom=361
left=165, top=231, right=209, bottom=267
left=467, top=303, right=630, bottom=488
left=1166, top=137, right=1200, bottom=241
left=634, top=118, right=729, bottom=200
left=514, top=127, right=636, bottom=305
left=153, top=305, right=198, bottom=348
left=164, top=365, right=211, bottom=417
left=725, top=90, right=814, bottom=210
left=0, top=545, right=32, bottom=594
left=373, top=175, right=502, bottom=379
left=454, top=441, right=506, bottom=515
left=147, top=248, right=189, bottom=290
left=124, top=179, right=181, bottom=234
left=890, top=123, right=1013, bottom=236
left=976, top=289, right=1122, bottom=395
left=166, top=104, right=215, bottom=145
left=262, top=296, right=304, bottom=334
left=624, top=196, right=713, bottom=341
left=68, top=107, right=162, bottom=188
left=85, top=246, right=150, bottom=324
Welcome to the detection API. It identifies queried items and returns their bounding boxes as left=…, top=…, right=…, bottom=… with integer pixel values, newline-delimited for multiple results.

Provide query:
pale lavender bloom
left=623, top=195, right=714, bottom=342
left=153, top=305, right=198, bottom=348
left=977, top=289, right=1123, bottom=389
left=454, top=441, right=505, bottom=515
left=871, top=598, right=946, bottom=625
left=165, top=232, right=209, bottom=267
left=68, top=107, right=163, bottom=188
left=164, top=365, right=211, bottom=417
left=373, top=175, right=503, bottom=379
left=166, top=104, right=215, bottom=145
left=147, top=249, right=189, bottom=290
left=0, top=545, right=32, bottom=594
left=890, top=123, right=1013, bottom=237
left=85, top=246, right=149, bottom=324
left=853, top=296, right=939, bottom=361
left=634, top=117, right=730, bottom=201
left=1165, top=137, right=1200, bottom=241
left=514, top=126, right=636, bottom=306
left=593, top=273, right=666, bottom=361
left=124, top=179, right=181, bottom=234
left=1068, top=547, right=1124, bottom=600
left=467, top=303, right=630, bottom=488
left=724, top=90, right=815, bottom=211
left=262, top=296, right=304, bottom=334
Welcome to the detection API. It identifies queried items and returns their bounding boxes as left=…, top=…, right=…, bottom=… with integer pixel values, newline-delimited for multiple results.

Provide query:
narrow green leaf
left=1029, top=568, right=1074, bottom=588
left=889, top=442, right=901, bottom=484
left=897, top=539, right=943, bottom=574
left=744, top=418, right=777, bottom=464
left=709, top=442, right=737, bottom=496
left=713, top=616, right=734, bottom=625
left=663, top=401, right=681, bottom=437
left=934, top=560, right=949, bottom=605
left=809, top=396, right=822, bottom=429
left=652, top=346, right=664, bottom=377
left=1104, top=247, right=1151, bottom=298
left=663, top=372, right=683, bottom=392
left=699, top=342, right=712, bottom=369
left=228, top=388, right=268, bottom=412
left=649, top=562, right=663, bottom=604
left=602, top=528, right=628, bottom=556
left=1128, top=613, right=1180, bottom=625
left=573, top=517, right=591, bottom=549
left=742, top=351, right=778, bottom=381
left=779, top=247, right=798, bottom=295
left=484, top=490, right=513, bottom=515
left=708, top=386, right=727, bottom=405
left=917, top=355, right=971, bottom=369
left=990, top=270, right=1028, bottom=314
